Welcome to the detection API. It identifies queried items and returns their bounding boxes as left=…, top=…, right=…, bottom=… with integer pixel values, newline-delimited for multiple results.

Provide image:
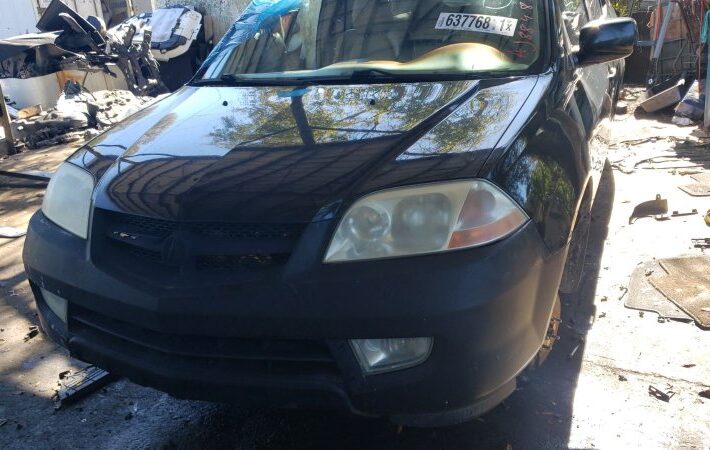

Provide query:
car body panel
left=70, top=77, right=539, bottom=223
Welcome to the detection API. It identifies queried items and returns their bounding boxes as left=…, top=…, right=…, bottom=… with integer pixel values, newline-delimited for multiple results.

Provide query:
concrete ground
left=0, top=99, right=709, bottom=449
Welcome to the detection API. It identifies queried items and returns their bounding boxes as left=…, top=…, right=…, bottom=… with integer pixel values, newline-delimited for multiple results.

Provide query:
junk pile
left=630, top=0, right=702, bottom=118
left=11, top=80, right=161, bottom=149
left=0, top=1, right=210, bottom=151
left=0, top=0, right=167, bottom=97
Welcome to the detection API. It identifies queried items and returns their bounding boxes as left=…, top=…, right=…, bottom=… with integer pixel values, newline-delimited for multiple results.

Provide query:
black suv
left=24, top=0, right=634, bottom=426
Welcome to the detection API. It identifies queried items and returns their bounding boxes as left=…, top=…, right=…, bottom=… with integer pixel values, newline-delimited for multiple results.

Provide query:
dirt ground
left=0, top=94, right=709, bottom=449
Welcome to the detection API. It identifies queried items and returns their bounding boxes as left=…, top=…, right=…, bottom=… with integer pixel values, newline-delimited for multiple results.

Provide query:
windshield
left=199, top=0, right=544, bottom=82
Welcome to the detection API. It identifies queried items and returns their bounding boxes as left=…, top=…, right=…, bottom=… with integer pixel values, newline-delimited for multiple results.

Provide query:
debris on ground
left=673, top=80, right=703, bottom=124
left=648, top=384, right=675, bottom=402
left=699, top=389, right=710, bottom=399
left=0, top=227, right=26, bottom=238
left=53, top=366, right=118, bottom=410
left=649, top=257, right=710, bottom=329
left=22, top=326, right=38, bottom=342
left=640, top=78, right=687, bottom=113
left=0, top=0, right=180, bottom=152
left=669, top=209, right=698, bottom=218
left=10, top=80, right=160, bottom=149
left=629, top=195, right=668, bottom=224
left=626, top=261, right=692, bottom=320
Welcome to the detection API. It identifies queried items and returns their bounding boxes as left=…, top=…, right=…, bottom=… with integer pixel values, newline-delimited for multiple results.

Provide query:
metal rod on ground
left=0, top=81, right=17, bottom=156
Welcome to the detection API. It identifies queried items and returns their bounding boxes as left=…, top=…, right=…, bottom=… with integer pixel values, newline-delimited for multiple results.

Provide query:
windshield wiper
left=344, top=68, right=402, bottom=80
left=190, top=74, right=319, bottom=87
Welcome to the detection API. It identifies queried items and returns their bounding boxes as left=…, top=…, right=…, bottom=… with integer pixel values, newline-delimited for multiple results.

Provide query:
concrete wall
left=155, top=0, right=250, bottom=40
left=0, top=1, right=40, bottom=39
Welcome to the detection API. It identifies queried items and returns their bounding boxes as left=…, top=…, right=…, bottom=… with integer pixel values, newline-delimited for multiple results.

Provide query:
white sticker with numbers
left=435, top=12, right=518, bottom=37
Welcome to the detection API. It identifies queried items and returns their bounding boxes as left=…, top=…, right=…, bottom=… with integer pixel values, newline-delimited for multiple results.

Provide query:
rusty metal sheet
left=625, top=261, right=691, bottom=320
left=649, top=257, right=710, bottom=329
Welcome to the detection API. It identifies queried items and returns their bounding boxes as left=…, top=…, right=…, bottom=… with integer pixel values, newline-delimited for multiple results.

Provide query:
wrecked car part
left=0, top=169, right=51, bottom=189
left=11, top=83, right=154, bottom=149
left=23, top=326, right=39, bottom=342
left=678, top=184, right=710, bottom=196
left=625, top=261, right=691, bottom=320
left=53, top=365, right=117, bottom=409
left=648, top=384, right=674, bottom=402
left=650, top=257, right=710, bottom=329
left=691, top=238, right=710, bottom=250
left=670, top=209, right=698, bottom=217
left=107, top=24, right=167, bottom=97
left=0, top=0, right=167, bottom=98
left=116, top=7, right=204, bottom=91
left=0, top=227, right=27, bottom=239
left=120, top=7, right=202, bottom=62
left=628, top=194, right=668, bottom=224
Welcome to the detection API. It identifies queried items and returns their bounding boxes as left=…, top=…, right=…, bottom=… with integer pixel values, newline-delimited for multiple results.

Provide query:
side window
left=559, top=0, right=590, bottom=45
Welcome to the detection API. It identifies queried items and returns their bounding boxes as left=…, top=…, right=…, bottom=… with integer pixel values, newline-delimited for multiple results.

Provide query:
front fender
left=487, top=107, right=589, bottom=254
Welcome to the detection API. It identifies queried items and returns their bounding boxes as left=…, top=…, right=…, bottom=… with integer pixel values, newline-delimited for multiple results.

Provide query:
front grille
left=70, top=305, right=340, bottom=377
left=116, top=214, right=304, bottom=240
left=195, top=253, right=290, bottom=271
left=92, top=209, right=305, bottom=276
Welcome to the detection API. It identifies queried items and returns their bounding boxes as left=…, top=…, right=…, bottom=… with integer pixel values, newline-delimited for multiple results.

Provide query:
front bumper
left=24, top=211, right=565, bottom=425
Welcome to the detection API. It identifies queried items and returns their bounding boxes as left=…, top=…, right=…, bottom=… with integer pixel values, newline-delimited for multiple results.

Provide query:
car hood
left=76, top=77, right=540, bottom=223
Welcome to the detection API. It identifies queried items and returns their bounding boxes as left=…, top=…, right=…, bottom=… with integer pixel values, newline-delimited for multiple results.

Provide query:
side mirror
left=575, top=18, right=637, bottom=67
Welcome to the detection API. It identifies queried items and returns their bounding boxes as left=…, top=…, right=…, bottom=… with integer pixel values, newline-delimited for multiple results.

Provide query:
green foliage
left=610, top=0, right=632, bottom=16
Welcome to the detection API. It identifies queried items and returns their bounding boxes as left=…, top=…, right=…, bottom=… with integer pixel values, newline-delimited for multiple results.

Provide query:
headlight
left=350, top=338, right=433, bottom=374
left=324, top=180, right=528, bottom=262
left=42, top=163, right=95, bottom=239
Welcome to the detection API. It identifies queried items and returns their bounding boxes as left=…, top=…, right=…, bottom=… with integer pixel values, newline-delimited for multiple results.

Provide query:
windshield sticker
left=435, top=12, right=518, bottom=37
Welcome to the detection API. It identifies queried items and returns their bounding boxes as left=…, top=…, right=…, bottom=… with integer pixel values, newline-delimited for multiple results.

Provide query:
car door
left=559, top=0, right=612, bottom=194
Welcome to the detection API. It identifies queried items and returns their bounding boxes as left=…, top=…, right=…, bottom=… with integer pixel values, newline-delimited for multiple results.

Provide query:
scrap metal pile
left=0, top=0, right=167, bottom=97
left=0, top=0, right=196, bottom=151
left=11, top=80, right=160, bottom=149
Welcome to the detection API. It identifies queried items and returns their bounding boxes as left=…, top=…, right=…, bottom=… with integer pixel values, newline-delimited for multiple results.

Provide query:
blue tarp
left=200, top=0, right=303, bottom=73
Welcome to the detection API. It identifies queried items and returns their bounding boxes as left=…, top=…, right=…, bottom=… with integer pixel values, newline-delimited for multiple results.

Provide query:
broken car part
left=629, top=194, right=668, bottom=224
left=648, top=384, right=675, bottom=402
left=691, top=238, right=710, bottom=250
left=53, top=365, right=117, bottom=409
left=625, top=261, right=692, bottom=320
left=670, top=208, right=698, bottom=217
left=0, top=0, right=167, bottom=98
left=650, top=256, right=710, bottom=329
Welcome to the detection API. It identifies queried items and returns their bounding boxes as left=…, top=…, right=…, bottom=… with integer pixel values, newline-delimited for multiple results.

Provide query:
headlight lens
left=42, top=163, right=95, bottom=239
left=324, top=180, right=528, bottom=262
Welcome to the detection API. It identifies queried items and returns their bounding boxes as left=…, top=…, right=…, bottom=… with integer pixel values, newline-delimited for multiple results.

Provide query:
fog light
left=350, top=338, right=432, bottom=374
left=41, top=289, right=68, bottom=324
